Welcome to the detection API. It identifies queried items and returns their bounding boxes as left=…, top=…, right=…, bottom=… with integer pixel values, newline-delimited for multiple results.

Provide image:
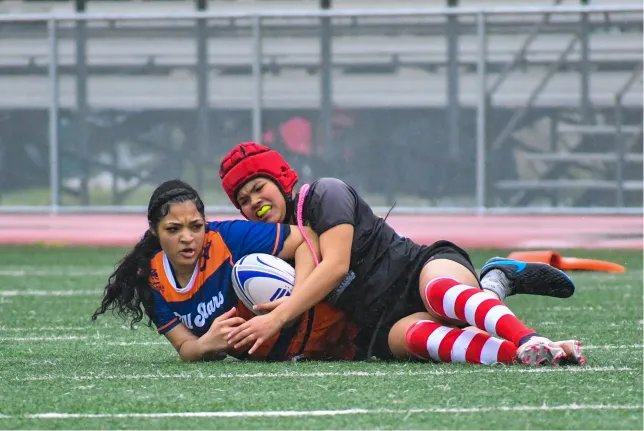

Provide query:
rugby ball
left=231, top=253, right=295, bottom=315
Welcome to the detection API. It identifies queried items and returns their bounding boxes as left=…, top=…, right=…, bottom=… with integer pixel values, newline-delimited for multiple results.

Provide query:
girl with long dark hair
left=92, top=179, right=358, bottom=362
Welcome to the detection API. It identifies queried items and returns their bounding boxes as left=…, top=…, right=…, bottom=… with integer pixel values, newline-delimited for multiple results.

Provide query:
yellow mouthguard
left=257, top=205, right=271, bottom=217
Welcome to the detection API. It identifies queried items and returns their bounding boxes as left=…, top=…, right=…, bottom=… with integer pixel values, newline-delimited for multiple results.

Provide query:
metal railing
left=0, top=4, right=642, bottom=21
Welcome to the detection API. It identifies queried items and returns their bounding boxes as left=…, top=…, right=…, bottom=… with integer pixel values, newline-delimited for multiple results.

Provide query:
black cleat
left=480, top=257, right=575, bottom=298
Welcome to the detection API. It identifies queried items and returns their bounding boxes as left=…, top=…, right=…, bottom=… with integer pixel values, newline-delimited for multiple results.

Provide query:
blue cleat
left=480, top=257, right=575, bottom=298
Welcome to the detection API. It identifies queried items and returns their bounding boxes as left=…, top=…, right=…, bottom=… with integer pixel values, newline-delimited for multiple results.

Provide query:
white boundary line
left=0, top=337, right=168, bottom=346
left=0, top=336, right=641, bottom=351
left=583, top=344, right=643, bottom=350
left=0, top=327, right=91, bottom=332
left=10, top=366, right=636, bottom=382
left=0, top=269, right=111, bottom=277
left=0, top=404, right=641, bottom=420
left=0, top=336, right=88, bottom=341
left=0, top=290, right=101, bottom=297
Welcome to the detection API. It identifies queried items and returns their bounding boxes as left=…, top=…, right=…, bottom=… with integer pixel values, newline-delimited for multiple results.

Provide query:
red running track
left=0, top=214, right=641, bottom=249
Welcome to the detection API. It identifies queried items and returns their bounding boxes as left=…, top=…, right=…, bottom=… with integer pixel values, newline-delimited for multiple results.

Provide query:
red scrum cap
left=219, top=142, right=298, bottom=208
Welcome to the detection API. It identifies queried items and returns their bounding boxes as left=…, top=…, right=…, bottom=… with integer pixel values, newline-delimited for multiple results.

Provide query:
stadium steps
left=0, top=70, right=641, bottom=110
left=496, top=179, right=644, bottom=190
left=0, top=2, right=640, bottom=110
left=494, top=120, right=643, bottom=207
left=522, top=152, right=643, bottom=163
left=557, top=124, right=643, bottom=135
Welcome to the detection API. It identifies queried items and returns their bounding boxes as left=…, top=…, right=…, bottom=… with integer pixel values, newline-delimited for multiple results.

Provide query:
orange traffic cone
left=507, top=250, right=626, bottom=273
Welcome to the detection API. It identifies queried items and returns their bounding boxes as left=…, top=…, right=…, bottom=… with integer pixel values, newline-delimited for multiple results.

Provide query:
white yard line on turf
left=0, top=404, right=640, bottom=420
left=0, top=269, right=111, bottom=277
left=582, top=344, right=644, bottom=350
left=0, top=327, right=91, bottom=332
left=549, top=306, right=605, bottom=311
left=1, top=336, right=641, bottom=351
left=0, top=290, right=101, bottom=297
left=0, top=336, right=88, bottom=341
left=12, top=366, right=636, bottom=382
left=0, top=336, right=168, bottom=345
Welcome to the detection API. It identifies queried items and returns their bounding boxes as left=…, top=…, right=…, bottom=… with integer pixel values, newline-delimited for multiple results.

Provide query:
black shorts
left=353, top=240, right=479, bottom=361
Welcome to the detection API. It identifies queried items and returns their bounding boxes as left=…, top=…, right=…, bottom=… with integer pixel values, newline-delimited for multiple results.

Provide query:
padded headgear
left=219, top=142, right=298, bottom=209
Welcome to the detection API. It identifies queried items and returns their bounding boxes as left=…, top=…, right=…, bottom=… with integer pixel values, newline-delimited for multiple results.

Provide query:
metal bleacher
left=0, top=0, right=641, bottom=110
left=0, top=0, right=642, bottom=209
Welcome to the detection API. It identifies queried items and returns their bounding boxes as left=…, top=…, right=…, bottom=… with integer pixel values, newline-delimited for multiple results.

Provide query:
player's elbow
left=175, top=337, right=205, bottom=362
left=179, top=353, right=196, bottom=363
left=180, top=351, right=226, bottom=362
left=177, top=348, right=215, bottom=363
left=321, top=258, right=351, bottom=284
left=177, top=344, right=198, bottom=363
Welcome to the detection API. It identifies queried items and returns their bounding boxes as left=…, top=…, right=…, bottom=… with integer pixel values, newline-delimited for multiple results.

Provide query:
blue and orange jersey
left=147, top=220, right=286, bottom=336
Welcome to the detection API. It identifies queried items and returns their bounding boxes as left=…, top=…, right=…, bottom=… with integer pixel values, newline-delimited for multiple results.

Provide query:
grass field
left=0, top=246, right=642, bottom=430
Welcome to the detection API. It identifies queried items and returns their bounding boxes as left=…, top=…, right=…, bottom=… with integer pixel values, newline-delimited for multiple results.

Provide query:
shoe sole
left=520, top=340, right=585, bottom=366
left=519, top=343, right=560, bottom=366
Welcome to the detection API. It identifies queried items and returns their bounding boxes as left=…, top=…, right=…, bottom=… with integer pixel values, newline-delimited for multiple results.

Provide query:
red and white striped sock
left=425, top=277, right=536, bottom=346
left=405, top=320, right=517, bottom=364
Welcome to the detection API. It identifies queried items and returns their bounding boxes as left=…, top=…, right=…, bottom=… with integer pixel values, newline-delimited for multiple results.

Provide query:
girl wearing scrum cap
left=219, top=142, right=585, bottom=366
left=91, top=179, right=358, bottom=362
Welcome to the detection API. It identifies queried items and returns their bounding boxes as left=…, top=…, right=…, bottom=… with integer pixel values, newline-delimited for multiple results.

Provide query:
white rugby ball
left=231, top=253, right=295, bottom=315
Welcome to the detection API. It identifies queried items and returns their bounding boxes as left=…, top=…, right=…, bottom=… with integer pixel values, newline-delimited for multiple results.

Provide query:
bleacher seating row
left=0, top=22, right=641, bottom=109
left=0, top=70, right=641, bottom=110
left=0, top=0, right=641, bottom=207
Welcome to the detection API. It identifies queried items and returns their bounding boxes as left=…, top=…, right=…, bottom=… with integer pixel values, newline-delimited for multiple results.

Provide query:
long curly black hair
left=91, top=179, right=206, bottom=328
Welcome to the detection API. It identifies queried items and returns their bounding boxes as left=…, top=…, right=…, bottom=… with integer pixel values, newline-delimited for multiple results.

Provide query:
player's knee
left=420, top=259, right=480, bottom=293
left=388, top=313, right=432, bottom=359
